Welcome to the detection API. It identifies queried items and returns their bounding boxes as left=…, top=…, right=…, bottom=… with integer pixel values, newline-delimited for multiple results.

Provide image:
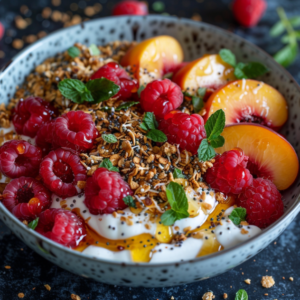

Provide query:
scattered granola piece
left=244, top=279, right=251, bottom=284
left=22, top=220, right=28, bottom=225
left=261, top=276, right=275, bottom=288
left=289, top=277, right=294, bottom=281
left=223, top=293, right=228, bottom=299
left=12, top=39, right=24, bottom=49
left=18, top=293, right=25, bottom=299
left=52, top=0, right=61, bottom=6
left=282, top=277, right=285, bottom=280
left=71, top=294, right=81, bottom=300
left=44, top=284, right=51, bottom=291
left=4, top=266, right=11, bottom=269
left=202, top=292, right=215, bottom=300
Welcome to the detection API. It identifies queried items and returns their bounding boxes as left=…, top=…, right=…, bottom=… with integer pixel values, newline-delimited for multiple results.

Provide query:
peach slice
left=216, top=124, right=299, bottom=190
left=204, top=79, right=288, bottom=131
left=120, top=36, right=184, bottom=85
left=172, top=54, right=236, bottom=93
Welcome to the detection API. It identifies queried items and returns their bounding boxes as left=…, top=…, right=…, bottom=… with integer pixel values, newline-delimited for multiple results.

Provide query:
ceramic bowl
left=0, top=15, right=300, bottom=288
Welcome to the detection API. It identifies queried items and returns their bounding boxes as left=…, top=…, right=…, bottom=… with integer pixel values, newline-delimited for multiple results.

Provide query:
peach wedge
left=120, top=36, right=184, bottom=85
left=204, top=79, right=288, bottom=131
left=172, top=54, right=236, bottom=93
left=216, top=124, right=299, bottom=190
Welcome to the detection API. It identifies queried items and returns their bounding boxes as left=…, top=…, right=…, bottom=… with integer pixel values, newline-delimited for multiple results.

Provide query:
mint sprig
left=270, top=7, right=299, bottom=67
left=116, top=101, right=139, bottom=111
left=161, top=182, right=189, bottom=226
left=28, top=217, right=39, bottom=230
left=99, top=158, right=119, bottom=172
left=198, top=109, right=225, bottom=161
left=173, top=168, right=186, bottom=179
left=229, top=207, right=247, bottom=225
left=123, top=196, right=137, bottom=209
left=184, top=87, right=206, bottom=113
left=67, top=46, right=81, bottom=58
left=58, top=78, right=120, bottom=104
left=137, top=85, right=146, bottom=97
left=140, top=112, right=167, bottom=143
left=102, top=134, right=117, bottom=144
left=235, top=289, right=248, bottom=300
left=219, top=49, right=268, bottom=79
left=89, top=44, right=100, bottom=56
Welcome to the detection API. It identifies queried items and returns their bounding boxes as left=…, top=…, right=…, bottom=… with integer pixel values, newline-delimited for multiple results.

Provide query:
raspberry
left=35, top=208, right=86, bottom=247
left=158, top=111, right=206, bottom=154
left=232, top=0, right=267, bottom=28
left=0, top=140, right=42, bottom=179
left=91, top=62, right=138, bottom=100
left=140, top=79, right=183, bottom=120
left=84, top=167, right=133, bottom=215
left=205, top=148, right=253, bottom=194
left=39, top=149, right=87, bottom=198
left=237, top=178, right=284, bottom=228
left=12, top=96, right=57, bottom=138
left=53, top=111, right=98, bottom=153
left=1, top=177, right=52, bottom=221
left=112, top=1, right=148, bottom=16
left=35, top=120, right=56, bottom=155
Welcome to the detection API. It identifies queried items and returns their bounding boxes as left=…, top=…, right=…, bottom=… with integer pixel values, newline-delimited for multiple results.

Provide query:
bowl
left=0, top=15, right=300, bottom=288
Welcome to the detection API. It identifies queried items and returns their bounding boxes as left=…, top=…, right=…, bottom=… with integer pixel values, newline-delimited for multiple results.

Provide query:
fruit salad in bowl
left=0, top=33, right=298, bottom=265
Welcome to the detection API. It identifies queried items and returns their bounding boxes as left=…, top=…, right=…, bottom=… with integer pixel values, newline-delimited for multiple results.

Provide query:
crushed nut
left=71, top=294, right=81, bottom=300
left=244, top=279, right=251, bottom=285
left=202, top=292, right=215, bottom=300
left=44, top=284, right=51, bottom=291
left=261, top=276, right=275, bottom=288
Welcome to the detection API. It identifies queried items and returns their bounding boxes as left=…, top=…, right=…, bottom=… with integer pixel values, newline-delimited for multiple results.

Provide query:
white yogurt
left=215, top=206, right=261, bottom=249
left=0, top=123, right=36, bottom=145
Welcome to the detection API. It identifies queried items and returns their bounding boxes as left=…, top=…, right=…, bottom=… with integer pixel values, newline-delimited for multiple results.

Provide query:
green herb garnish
left=184, top=87, right=206, bottom=113
left=173, top=168, right=186, bottom=179
left=152, top=1, right=165, bottom=12
left=116, top=101, right=139, bottom=111
left=99, top=158, right=119, bottom=172
left=235, top=289, right=248, bottom=300
left=89, top=44, right=100, bottom=56
left=137, top=85, right=146, bottom=97
left=102, top=134, right=117, bottom=144
left=219, top=49, right=268, bottom=79
left=161, top=182, right=189, bottom=226
left=229, top=207, right=247, bottom=225
left=67, top=46, right=81, bottom=58
left=28, top=218, right=39, bottom=230
left=123, top=196, right=137, bottom=209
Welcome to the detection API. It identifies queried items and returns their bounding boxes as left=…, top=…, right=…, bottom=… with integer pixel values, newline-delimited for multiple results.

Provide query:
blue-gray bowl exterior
left=0, top=15, right=299, bottom=287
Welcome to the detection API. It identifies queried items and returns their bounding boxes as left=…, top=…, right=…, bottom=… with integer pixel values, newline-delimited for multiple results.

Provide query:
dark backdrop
left=0, top=0, right=300, bottom=299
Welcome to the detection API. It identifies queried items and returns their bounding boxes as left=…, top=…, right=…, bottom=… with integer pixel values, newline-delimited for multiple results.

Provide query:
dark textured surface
left=0, top=0, right=300, bottom=299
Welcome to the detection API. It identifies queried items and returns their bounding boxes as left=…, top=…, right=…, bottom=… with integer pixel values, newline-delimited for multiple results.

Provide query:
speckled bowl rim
left=0, top=15, right=300, bottom=268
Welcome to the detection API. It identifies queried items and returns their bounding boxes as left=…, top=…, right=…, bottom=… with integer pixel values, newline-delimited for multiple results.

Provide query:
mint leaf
left=68, top=46, right=81, bottom=58
left=161, top=182, right=189, bottom=226
left=210, top=135, right=225, bottom=148
left=274, top=43, right=298, bottom=67
left=234, top=62, right=248, bottom=79
left=198, top=139, right=216, bottom=161
left=270, top=21, right=285, bottom=37
left=219, top=49, right=236, bottom=67
left=173, top=168, right=186, bottom=179
left=229, top=207, right=247, bottom=225
left=116, top=101, right=139, bottom=111
left=205, top=109, right=226, bottom=141
left=89, top=44, right=100, bottom=56
left=143, top=112, right=158, bottom=130
left=85, top=78, right=120, bottom=103
left=192, top=95, right=204, bottom=113
left=139, top=122, right=148, bottom=131
left=99, top=158, right=119, bottom=172
left=28, top=217, right=39, bottom=230
left=197, top=87, right=207, bottom=98
left=235, top=289, right=248, bottom=300
left=146, top=129, right=167, bottom=142
left=58, top=79, right=86, bottom=103
left=290, top=16, right=300, bottom=27
left=152, top=1, right=165, bottom=12
left=123, top=196, right=137, bottom=209
left=137, top=85, right=146, bottom=97
left=242, top=62, right=268, bottom=78
left=102, top=134, right=117, bottom=143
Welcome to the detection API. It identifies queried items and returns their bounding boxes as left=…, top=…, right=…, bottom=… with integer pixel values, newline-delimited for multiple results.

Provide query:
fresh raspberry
left=35, top=208, right=86, bottom=247
left=237, top=178, right=284, bottom=228
left=12, top=96, right=57, bottom=138
left=84, top=167, right=133, bottom=215
left=35, top=120, right=57, bottom=156
left=112, top=1, right=148, bottom=16
left=232, top=0, right=267, bottom=28
left=91, top=62, right=138, bottom=100
left=0, top=140, right=42, bottom=179
left=39, top=149, right=87, bottom=198
left=140, top=79, right=183, bottom=120
left=0, top=22, right=4, bottom=40
left=53, top=111, right=98, bottom=153
left=158, top=111, right=206, bottom=154
left=205, top=148, right=253, bottom=194
left=1, top=177, right=52, bottom=221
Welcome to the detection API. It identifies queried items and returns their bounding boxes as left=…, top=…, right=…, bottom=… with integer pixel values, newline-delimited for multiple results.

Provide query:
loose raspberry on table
left=0, top=140, right=42, bottom=179
left=205, top=148, right=253, bottom=194
left=39, top=148, right=87, bottom=198
left=158, top=111, right=206, bottom=154
left=91, top=62, right=138, bottom=100
left=1, top=177, right=52, bottom=221
left=140, top=79, right=183, bottom=120
left=237, top=178, right=284, bottom=228
left=84, top=167, right=133, bottom=215
left=232, top=0, right=267, bottom=28
left=12, top=96, right=57, bottom=138
left=35, top=208, right=86, bottom=247
left=112, top=0, right=148, bottom=16
left=53, top=111, right=98, bottom=153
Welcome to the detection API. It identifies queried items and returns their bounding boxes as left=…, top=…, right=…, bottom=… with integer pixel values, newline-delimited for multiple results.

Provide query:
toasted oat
left=261, top=276, right=275, bottom=288
left=18, top=293, right=25, bottom=299
left=223, top=293, right=228, bottom=299
left=244, top=279, right=251, bottom=285
left=202, top=292, right=215, bottom=300
left=4, top=266, right=11, bottom=269
left=241, top=228, right=249, bottom=235
left=12, top=39, right=24, bottom=49
left=77, top=181, right=86, bottom=189
left=44, top=284, right=51, bottom=291
left=71, top=294, right=81, bottom=300
left=289, top=277, right=294, bottom=281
